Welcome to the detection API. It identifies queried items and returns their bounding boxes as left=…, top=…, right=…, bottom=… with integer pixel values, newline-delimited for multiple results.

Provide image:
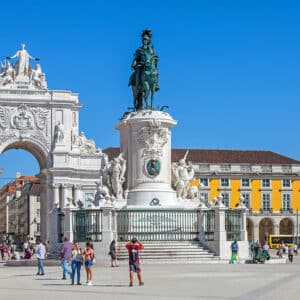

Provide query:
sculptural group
left=0, top=44, right=47, bottom=89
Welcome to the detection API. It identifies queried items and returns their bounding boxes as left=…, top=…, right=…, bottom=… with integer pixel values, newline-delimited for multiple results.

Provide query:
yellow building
left=172, top=149, right=300, bottom=243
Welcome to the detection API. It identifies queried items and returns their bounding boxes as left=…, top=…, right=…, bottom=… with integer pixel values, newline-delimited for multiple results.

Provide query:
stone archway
left=259, top=218, right=274, bottom=243
left=279, top=218, right=294, bottom=235
left=247, top=218, right=254, bottom=242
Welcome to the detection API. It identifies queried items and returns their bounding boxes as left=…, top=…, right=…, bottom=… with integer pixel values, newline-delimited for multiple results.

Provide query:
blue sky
left=0, top=0, right=300, bottom=183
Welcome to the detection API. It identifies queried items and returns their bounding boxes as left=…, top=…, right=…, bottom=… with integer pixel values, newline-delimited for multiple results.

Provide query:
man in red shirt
left=125, top=237, right=144, bottom=287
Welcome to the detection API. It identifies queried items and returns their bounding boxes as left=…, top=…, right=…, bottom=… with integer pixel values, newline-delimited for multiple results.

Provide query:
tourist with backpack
left=229, top=240, right=239, bottom=264
left=125, top=237, right=144, bottom=287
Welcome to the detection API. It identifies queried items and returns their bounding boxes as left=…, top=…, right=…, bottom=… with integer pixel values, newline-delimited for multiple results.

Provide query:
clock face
left=146, top=159, right=161, bottom=177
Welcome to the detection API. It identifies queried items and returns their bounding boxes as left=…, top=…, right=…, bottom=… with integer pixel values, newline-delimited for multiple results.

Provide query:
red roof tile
left=103, top=147, right=300, bottom=164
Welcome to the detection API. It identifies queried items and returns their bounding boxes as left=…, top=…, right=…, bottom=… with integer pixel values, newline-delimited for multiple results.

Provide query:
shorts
left=129, top=262, right=141, bottom=273
left=85, top=260, right=93, bottom=267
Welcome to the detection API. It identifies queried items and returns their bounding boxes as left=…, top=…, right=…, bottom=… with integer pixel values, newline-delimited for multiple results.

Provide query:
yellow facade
left=195, top=177, right=300, bottom=212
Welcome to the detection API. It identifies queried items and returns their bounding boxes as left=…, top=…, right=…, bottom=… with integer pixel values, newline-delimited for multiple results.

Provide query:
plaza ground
left=1, top=256, right=300, bottom=300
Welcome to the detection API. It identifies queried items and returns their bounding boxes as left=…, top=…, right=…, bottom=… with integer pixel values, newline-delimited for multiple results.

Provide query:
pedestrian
left=109, top=240, right=118, bottom=267
left=230, top=240, right=239, bottom=264
left=294, top=243, right=298, bottom=255
left=125, top=237, right=144, bottom=287
left=71, top=242, right=83, bottom=285
left=288, top=246, right=294, bottom=263
left=35, top=238, right=46, bottom=275
left=263, top=242, right=270, bottom=253
left=59, top=236, right=73, bottom=280
left=83, top=242, right=95, bottom=286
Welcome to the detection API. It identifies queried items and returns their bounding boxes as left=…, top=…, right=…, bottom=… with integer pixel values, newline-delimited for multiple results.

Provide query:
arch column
left=253, top=223, right=259, bottom=243
left=52, top=183, right=60, bottom=208
left=274, top=220, right=280, bottom=235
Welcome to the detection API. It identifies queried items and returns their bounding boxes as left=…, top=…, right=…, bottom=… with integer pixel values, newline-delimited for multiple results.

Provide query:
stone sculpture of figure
left=8, top=43, right=39, bottom=77
left=78, top=131, right=97, bottom=153
left=128, top=29, right=159, bottom=110
left=53, top=121, right=64, bottom=143
left=108, top=153, right=126, bottom=199
left=172, top=150, right=195, bottom=199
left=95, top=177, right=112, bottom=205
left=30, top=64, right=47, bottom=89
left=0, top=61, right=15, bottom=85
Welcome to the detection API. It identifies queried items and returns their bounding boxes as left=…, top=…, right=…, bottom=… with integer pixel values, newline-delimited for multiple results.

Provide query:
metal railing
left=72, top=210, right=102, bottom=242
left=203, top=210, right=215, bottom=241
left=225, top=210, right=242, bottom=241
left=117, top=209, right=200, bottom=242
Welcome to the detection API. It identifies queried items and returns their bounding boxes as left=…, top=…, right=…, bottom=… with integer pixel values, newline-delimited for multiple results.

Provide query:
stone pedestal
left=116, top=110, right=178, bottom=207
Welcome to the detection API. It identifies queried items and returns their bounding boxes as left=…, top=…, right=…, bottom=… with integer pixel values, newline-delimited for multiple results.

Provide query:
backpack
left=129, top=245, right=138, bottom=263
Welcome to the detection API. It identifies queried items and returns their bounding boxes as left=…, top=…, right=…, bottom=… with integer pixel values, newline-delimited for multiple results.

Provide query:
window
left=282, top=179, right=291, bottom=188
left=36, top=223, right=40, bottom=233
left=262, top=193, right=271, bottom=211
left=262, top=179, right=270, bottom=187
left=221, top=192, right=230, bottom=207
left=241, top=193, right=250, bottom=209
left=85, top=192, right=94, bottom=208
left=36, top=196, right=40, bottom=202
left=199, top=178, right=209, bottom=187
left=282, top=193, right=291, bottom=211
left=221, top=178, right=229, bottom=187
left=241, top=178, right=250, bottom=187
left=36, top=209, right=40, bottom=216
left=200, top=192, right=209, bottom=206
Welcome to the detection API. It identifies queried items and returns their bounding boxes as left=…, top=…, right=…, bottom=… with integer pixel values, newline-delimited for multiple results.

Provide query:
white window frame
left=241, top=178, right=250, bottom=187
left=262, top=179, right=270, bottom=188
left=221, top=192, right=230, bottom=207
left=199, top=178, right=209, bottom=187
left=241, top=192, right=251, bottom=209
left=282, top=193, right=291, bottom=211
left=221, top=178, right=229, bottom=187
left=262, top=193, right=271, bottom=211
left=282, top=179, right=291, bottom=188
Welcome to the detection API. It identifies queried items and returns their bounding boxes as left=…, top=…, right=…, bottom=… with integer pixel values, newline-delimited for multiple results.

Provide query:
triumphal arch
left=0, top=44, right=106, bottom=244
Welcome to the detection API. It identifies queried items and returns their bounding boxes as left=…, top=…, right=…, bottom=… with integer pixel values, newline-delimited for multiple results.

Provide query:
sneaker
left=139, top=282, right=144, bottom=286
left=87, top=281, right=92, bottom=286
left=129, top=282, right=133, bottom=287
left=62, top=277, right=67, bottom=280
left=77, top=283, right=82, bottom=285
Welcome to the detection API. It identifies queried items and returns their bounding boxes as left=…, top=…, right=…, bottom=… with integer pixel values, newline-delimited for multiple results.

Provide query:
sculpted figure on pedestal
left=78, top=132, right=100, bottom=154
left=172, top=150, right=195, bottom=199
left=129, top=29, right=159, bottom=110
left=53, top=121, right=64, bottom=144
left=7, top=43, right=39, bottom=77
left=109, top=153, right=126, bottom=199
left=0, top=61, right=15, bottom=85
left=30, top=64, right=47, bottom=89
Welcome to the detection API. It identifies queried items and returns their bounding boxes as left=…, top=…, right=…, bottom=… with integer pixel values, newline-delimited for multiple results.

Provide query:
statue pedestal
left=116, top=110, right=179, bottom=207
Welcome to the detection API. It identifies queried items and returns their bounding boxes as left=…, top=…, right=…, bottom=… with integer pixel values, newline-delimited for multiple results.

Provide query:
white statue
left=30, top=64, right=47, bottom=89
left=8, top=43, right=39, bottom=77
left=172, top=150, right=195, bottom=199
left=0, top=61, right=15, bottom=85
left=53, top=121, right=64, bottom=143
left=95, top=177, right=112, bottom=204
left=78, top=131, right=97, bottom=153
left=108, top=153, right=126, bottom=199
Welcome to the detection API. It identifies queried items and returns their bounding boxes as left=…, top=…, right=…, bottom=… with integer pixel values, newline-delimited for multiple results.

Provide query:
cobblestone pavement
left=1, top=256, right=300, bottom=300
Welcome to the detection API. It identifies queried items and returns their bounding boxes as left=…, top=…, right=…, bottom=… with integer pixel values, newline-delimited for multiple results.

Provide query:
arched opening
left=259, top=218, right=274, bottom=244
left=246, top=218, right=254, bottom=243
left=279, top=218, right=294, bottom=235
left=0, top=140, right=48, bottom=245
